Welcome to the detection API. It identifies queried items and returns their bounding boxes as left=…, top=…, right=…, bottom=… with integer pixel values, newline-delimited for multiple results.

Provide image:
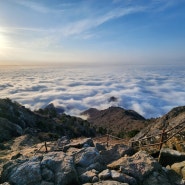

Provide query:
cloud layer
left=0, top=65, right=185, bottom=118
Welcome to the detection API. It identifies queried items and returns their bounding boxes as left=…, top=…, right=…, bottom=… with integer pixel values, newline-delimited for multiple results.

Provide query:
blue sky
left=0, top=0, right=185, bottom=65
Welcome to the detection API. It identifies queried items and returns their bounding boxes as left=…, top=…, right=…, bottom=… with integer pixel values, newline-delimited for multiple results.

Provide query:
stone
left=111, top=170, right=125, bottom=182
left=159, top=148, right=185, bottom=166
left=95, top=143, right=106, bottom=151
left=86, top=162, right=105, bottom=172
left=92, top=176, right=99, bottom=183
left=80, top=170, right=97, bottom=183
left=98, top=169, right=111, bottom=180
left=100, top=144, right=134, bottom=164
left=41, top=168, right=54, bottom=181
left=75, top=147, right=101, bottom=168
left=63, top=138, right=94, bottom=152
left=2, top=159, right=42, bottom=185
left=111, top=170, right=137, bottom=185
left=1, top=152, right=79, bottom=185
left=41, top=152, right=78, bottom=185
left=108, top=151, right=161, bottom=182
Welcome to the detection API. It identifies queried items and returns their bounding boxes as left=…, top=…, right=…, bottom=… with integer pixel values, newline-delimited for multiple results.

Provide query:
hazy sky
left=0, top=0, right=185, bottom=65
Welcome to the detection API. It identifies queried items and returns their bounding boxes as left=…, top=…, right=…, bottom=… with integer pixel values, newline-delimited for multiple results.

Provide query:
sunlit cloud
left=0, top=65, right=185, bottom=118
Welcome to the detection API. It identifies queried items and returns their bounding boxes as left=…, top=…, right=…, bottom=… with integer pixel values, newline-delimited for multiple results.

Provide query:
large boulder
left=108, top=151, right=161, bottom=182
left=74, top=147, right=102, bottom=168
left=1, top=157, right=42, bottom=185
left=1, top=152, right=79, bottom=185
left=100, top=144, right=134, bottom=164
left=159, top=148, right=185, bottom=166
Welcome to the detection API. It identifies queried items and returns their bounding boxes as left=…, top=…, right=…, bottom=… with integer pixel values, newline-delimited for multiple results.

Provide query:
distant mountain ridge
left=81, top=106, right=147, bottom=136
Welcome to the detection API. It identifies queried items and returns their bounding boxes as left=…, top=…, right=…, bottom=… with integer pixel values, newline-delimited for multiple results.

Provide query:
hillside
left=81, top=107, right=147, bottom=137
left=0, top=98, right=95, bottom=143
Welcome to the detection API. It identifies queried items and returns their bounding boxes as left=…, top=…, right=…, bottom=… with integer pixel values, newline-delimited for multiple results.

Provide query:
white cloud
left=0, top=65, right=185, bottom=118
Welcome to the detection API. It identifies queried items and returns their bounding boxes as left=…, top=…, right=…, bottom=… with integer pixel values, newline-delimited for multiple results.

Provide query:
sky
left=0, top=0, right=185, bottom=65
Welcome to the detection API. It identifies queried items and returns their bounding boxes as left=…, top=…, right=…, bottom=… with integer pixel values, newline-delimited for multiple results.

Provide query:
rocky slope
left=1, top=98, right=185, bottom=184
left=81, top=107, right=147, bottom=137
left=0, top=98, right=95, bottom=143
left=0, top=138, right=184, bottom=185
left=132, top=106, right=185, bottom=152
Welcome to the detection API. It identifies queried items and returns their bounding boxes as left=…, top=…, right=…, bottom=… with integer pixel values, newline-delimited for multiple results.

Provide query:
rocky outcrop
left=1, top=138, right=184, bottom=185
left=1, top=152, right=79, bottom=185
left=0, top=98, right=96, bottom=142
left=0, top=117, right=22, bottom=142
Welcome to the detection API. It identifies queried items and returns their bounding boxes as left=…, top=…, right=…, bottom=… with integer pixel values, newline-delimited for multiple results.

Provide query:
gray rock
left=41, top=152, right=78, bottom=185
left=92, top=176, right=99, bottom=183
left=41, top=168, right=54, bottom=181
left=159, top=148, right=185, bottom=166
left=86, top=162, right=105, bottom=172
left=75, top=147, right=101, bottom=168
left=3, top=159, right=42, bottom=185
left=111, top=170, right=125, bottom=182
left=99, top=169, right=111, bottom=180
left=111, top=170, right=137, bottom=185
left=108, top=151, right=161, bottom=182
left=100, top=144, right=134, bottom=164
left=95, top=143, right=106, bottom=151
left=80, top=170, right=97, bottom=183
left=63, top=138, right=94, bottom=152
left=1, top=152, right=79, bottom=185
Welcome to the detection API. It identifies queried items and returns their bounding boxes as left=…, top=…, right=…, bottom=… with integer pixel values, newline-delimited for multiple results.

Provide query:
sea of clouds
left=0, top=64, right=185, bottom=118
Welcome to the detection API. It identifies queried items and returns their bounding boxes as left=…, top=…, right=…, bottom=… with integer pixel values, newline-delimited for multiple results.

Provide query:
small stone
left=92, top=176, right=99, bottom=183
left=99, top=169, right=111, bottom=180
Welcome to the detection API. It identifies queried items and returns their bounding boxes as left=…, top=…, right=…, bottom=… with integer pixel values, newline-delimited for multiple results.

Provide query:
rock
left=83, top=181, right=129, bottom=185
left=1, top=152, right=79, bottom=185
left=2, top=157, right=42, bottom=185
left=41, top=152, right=78, bottom=185
left=95, top=143, right=106, bottom=151
left=0, top=183, right=11, bottom=185
left=99, top=169, right=111, bottom=180
left=142, top=169, right=184, bottom=185
left=100, top=144, right=134, bottom=164
left=111, top=170, right=126, bottom=183
left=108, top=151, right=161, bottom=182
left=80, top=170, right=97, bottom=183
left=92, top=176, right=99, bottom=183
left=56, top=136, right=70, bottom=149
left=86, top=162, right=104, bottom=172
left=63, top=138, right=94, bottom=152
left=159, top=148, right=185, bottom=166
left=74, top=147, right=102, bottom=168
left=0, top=117, right=22, bottom=142
left=170, top=161, right=185, bottom=179
left=41, top=168, right=54, bottom=181
left=111, top=170, right=137, bottom=185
